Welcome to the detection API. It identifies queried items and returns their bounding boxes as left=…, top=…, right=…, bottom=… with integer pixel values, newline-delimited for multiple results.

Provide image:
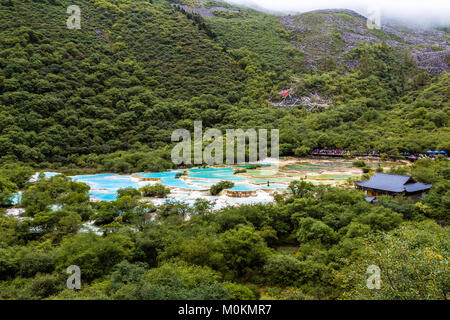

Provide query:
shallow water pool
left=15, top=161, right=364, bottom=207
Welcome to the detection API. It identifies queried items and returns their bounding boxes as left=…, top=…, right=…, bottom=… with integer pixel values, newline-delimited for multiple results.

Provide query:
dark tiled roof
left=356, top=173, right=432, bottom=193
left=405, top=182, right=433, bottom=193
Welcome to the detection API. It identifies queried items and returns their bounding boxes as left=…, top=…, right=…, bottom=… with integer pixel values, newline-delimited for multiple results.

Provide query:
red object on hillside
left=279, top=90, right=291, bottom=98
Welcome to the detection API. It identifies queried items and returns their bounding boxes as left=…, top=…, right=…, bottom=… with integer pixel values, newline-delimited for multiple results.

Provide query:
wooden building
left=355, top=173, right=432, bottom=202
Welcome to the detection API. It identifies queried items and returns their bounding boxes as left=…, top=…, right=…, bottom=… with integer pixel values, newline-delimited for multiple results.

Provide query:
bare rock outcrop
left=280, top=9, right=449, bottom=74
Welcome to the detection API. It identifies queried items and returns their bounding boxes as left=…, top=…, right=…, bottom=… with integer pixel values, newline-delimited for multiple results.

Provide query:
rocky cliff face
left=280, top=9, right=450, bottom=74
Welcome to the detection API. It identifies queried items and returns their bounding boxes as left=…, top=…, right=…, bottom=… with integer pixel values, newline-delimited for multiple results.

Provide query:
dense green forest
left=0, top=0, right=448, bottom=171
left=0, top=0, right=449, bottom=300
left=0, top=159, right=448, bottom=299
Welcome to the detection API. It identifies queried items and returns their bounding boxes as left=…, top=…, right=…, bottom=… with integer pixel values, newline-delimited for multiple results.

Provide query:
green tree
left=56, top=233, right=134, bottom=282
left=0, top=177, right=17, bottom=207
left=336, top=221, right=449, bottom=300
left=219, top=225, right=271, bottom=279
left=210, top=181, right=235, bottom=196
left=139, top=184, right=170, bottom=198
left=114, top=261, right=232, bottom=300
left=296, top=217, right=337, bottom=244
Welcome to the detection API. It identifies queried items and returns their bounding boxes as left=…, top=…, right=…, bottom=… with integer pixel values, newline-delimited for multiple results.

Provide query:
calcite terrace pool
left=60, top=159, right=369, bottom=209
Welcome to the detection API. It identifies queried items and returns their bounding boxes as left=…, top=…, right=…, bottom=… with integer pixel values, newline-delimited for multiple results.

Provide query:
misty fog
left=222, top=0, right=450, bottom=27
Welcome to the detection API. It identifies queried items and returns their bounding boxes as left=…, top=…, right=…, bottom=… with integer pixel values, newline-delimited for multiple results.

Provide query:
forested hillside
left=0, top=0, right=449, bottom=170
left=0, top=159, right=448, bottom=299
left=0, top=0, right=274, bottom=167
left=0, top=0, right=449, bottom=301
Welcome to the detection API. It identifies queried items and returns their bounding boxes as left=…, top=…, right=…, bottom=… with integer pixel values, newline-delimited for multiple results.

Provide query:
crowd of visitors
left=311, top=149, right=448, bottom=160
left=403, top=152, right=447, bottom=160
left=311, top=149, right=351, bottom=156
left=311, top=149, right=381, bottom=157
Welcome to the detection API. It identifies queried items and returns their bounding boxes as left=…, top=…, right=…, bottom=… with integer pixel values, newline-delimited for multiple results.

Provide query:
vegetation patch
left=210, top=181, right=235, bottom=195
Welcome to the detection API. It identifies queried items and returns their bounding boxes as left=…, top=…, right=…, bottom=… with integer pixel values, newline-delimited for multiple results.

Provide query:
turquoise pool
left=68, top=167, right=261, bottom=201
left=187, top=167, right=245, bottom=181
left=16, top=161, right=362, bottom=205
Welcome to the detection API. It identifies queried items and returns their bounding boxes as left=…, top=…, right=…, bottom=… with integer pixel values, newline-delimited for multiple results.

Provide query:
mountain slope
left=281, top=9, right=450, bottom=74
left=172, top=0, right=305, bottom=78
left=0, top=0, right=245, bottom=98
left=177, top=2, right=449, bottom=74
left=0, top=0, right=272, bottom=164
left=0, top=0, right=448, bottom=169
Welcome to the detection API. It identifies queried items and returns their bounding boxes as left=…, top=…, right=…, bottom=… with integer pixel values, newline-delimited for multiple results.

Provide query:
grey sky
left=223, top=0, right=450, bottom=26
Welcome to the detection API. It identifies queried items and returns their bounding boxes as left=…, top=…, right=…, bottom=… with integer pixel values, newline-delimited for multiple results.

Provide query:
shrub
left=139, top=184, right=170, bottom=198
left=294, top=146, right=311, bottom=157
left=210, top=181, right=234, bottom=196
left=117, top=188, right=141, bottom=199
left=223, top=283, right=255, bottom=300
left=296, top=217, right=337, bottom=244
left=362, top=167, right=371, bottom=173
left=263, top=255, right=304, bottom=286
left=0, top=177, right=17, bottom=207
left=352, top=160, right=366, bottom=167
left=175, top=171, right=188, bottom=179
